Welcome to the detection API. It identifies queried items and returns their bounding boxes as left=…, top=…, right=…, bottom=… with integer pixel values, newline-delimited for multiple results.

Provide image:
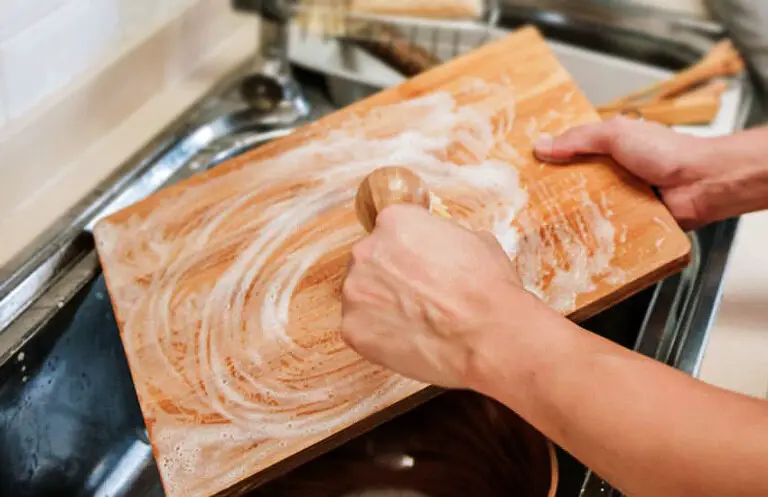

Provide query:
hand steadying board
left=93, top=26, right=690, bottom=497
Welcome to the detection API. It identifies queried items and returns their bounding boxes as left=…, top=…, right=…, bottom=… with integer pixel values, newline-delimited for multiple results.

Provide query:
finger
left=339, top=314, right=361, bottom=352
left=533, top=117, right=631, bottom=163
left=339, top=312, right=378, bottom=358
left=340, top=266, right=359, bottom=311
left=509, top=258, right=523, bottom=286
left=345, top=249, right=356, bottom=277
left=350, top=236, right=374, bottom=266
left=477, top=230, right=522, bottom=284
left=375, top=203, right=431, bottom=231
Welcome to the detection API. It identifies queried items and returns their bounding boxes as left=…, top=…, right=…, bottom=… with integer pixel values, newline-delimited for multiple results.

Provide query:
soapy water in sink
left=93, top=77, right=621, bottom=497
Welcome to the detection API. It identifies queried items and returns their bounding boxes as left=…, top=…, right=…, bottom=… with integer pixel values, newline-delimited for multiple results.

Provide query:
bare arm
left=341, top=120, right=768, bottom=497
left=692, top=126, right=768, bottom=222
left=470, top=295, right=768, bottom=497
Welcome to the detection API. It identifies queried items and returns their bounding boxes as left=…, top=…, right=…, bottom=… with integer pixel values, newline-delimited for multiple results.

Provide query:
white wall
left=0, top=0, right=251, bottom=265
left=0, top=0, right=207, bottom=132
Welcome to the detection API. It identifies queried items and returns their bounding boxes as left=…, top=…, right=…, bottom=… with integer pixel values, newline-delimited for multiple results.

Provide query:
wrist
left=462, top=288, right=578, bottom=400
left=686, top=134, right=768, bottom=224
left=692, top=137, right=768, bottom=224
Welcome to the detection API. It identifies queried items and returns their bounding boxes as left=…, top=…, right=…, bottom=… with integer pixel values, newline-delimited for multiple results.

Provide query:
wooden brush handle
left=355, top=166, right=432, bottom=232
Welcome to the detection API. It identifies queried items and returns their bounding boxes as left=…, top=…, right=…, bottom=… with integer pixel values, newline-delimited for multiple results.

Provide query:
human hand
left=340, top=204, right=552, bottom=389
left=533, top=116, right=714, bottom=230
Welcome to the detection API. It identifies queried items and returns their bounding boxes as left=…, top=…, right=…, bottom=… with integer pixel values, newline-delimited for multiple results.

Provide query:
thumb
left=533, top=118, right=627, bottom=163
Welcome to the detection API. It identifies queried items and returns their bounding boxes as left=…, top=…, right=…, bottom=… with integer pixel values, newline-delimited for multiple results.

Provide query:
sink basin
left=0, top=4, right=756, bottom=497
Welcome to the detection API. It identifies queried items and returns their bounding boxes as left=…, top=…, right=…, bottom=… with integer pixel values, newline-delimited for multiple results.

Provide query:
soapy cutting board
left=93, top=26, right=690, bottom=497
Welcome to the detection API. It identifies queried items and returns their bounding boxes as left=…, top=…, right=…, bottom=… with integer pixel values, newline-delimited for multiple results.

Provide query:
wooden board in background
left=93, top=26, right=690, bottom=497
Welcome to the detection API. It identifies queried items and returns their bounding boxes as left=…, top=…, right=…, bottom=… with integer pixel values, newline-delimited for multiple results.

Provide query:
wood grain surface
left=93, top=26, right=691, bottom=497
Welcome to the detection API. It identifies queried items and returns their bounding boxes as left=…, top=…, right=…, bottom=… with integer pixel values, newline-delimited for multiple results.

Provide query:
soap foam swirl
left=95, top=79, right=617, bottom=497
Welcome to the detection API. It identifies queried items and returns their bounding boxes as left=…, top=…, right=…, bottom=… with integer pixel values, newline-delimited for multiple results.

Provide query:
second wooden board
left=93, top=26, right=690, bottom=497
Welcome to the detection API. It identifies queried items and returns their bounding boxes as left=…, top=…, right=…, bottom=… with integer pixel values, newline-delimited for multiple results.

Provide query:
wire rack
left=294, top=0, right=501, bottom=67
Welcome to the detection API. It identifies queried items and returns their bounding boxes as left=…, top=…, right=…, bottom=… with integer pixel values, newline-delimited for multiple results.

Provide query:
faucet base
left=239, top=72, right=311, bottom=119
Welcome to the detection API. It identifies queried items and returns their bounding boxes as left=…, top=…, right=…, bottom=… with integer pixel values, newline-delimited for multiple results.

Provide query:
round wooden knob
left=355, top=166, right=431, bottom=233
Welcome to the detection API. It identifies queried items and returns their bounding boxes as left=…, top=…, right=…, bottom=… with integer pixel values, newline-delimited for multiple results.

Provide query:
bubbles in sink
left=16, top=351, right=30, bottom=381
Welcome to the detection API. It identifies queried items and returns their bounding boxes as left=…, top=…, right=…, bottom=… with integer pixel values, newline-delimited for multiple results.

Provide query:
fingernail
left=533, top=135, right=554, bottom=157
left=533, top=135, right=572, bottom=164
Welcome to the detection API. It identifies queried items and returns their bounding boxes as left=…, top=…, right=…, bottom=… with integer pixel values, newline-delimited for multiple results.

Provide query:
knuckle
left=350, top=239, right=372, bottom=263
left=606, top=115, right=634, bottom=137
left=378, top=203, right=426, bottom=229
left=339, top=314, right=352, bottom=336
left=587, top=119, right=625, bottom=153
left=607, top=114, right=631, bottom=127
left=341, top=273, right=359, bottom=302
left=339, top=317, right=363, bottom=350
left=376, top=204, right=404, bottom=227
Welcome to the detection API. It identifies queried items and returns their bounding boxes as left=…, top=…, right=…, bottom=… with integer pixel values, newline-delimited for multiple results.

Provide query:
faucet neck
left=259, top=17, right=290, bottom=64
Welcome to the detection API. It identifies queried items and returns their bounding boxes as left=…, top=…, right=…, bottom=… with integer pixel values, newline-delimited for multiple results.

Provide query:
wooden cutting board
left=93, top=26, right=690, bottom=497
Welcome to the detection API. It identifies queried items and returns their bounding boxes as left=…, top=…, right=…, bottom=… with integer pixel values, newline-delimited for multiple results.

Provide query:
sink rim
left=0, top=7, right=759, bottom=496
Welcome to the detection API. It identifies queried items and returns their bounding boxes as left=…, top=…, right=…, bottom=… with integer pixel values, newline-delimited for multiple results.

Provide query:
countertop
left=4, top=25, right=766, bottom=400
left=699, top=211, right=768, bottom=398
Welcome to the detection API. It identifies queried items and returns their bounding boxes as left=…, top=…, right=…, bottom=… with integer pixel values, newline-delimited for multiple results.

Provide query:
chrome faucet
left=231, top=0, right=310, bottom=118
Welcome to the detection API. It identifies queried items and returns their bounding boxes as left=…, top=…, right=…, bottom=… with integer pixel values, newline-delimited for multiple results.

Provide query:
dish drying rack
left=295, top=0, right=501, bottom=61
left=232, top=0, right=501, bottom=116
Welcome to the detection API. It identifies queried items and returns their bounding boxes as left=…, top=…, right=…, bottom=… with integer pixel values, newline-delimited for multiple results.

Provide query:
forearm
left=693, top=126, right=768, bottom=223
left=470, top=298, right=768, bottom=497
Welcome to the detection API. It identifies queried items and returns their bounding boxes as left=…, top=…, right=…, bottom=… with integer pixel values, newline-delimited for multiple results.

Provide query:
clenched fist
left=338, top=120, right=768, bottom=497
left=340, top=204, right=551, bottom=389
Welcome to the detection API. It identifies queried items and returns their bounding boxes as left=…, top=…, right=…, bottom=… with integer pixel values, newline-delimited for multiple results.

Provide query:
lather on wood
left=93, top=26, right=691, bottom=497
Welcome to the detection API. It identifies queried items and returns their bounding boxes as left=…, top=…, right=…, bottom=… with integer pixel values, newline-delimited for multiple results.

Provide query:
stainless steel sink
left=0, top=3, right=758, bottom=497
